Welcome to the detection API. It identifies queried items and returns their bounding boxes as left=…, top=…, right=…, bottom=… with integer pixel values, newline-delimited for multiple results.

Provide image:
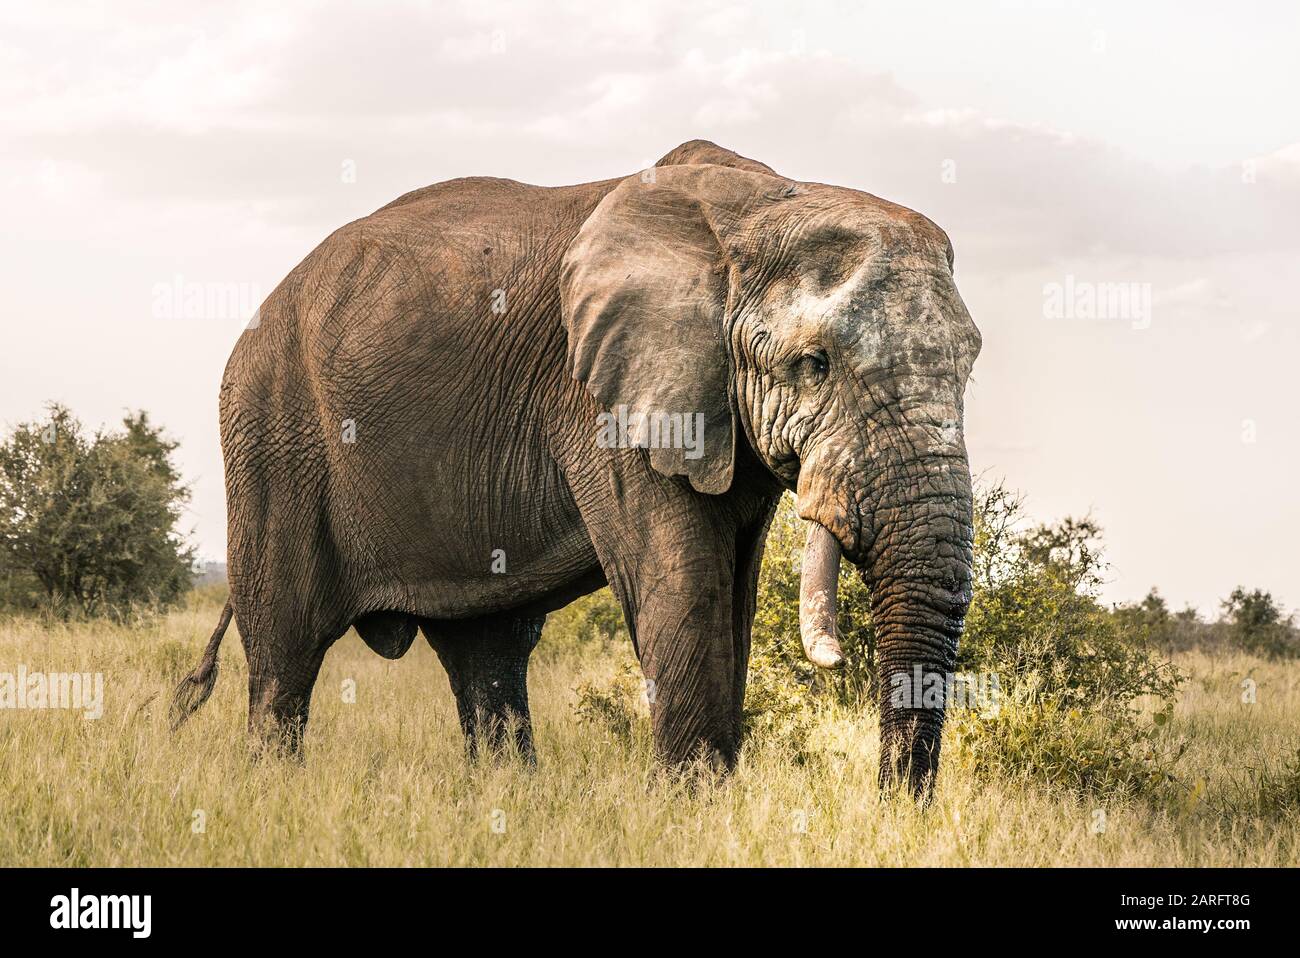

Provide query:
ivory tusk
left=799, top=522, right=845, bottom=669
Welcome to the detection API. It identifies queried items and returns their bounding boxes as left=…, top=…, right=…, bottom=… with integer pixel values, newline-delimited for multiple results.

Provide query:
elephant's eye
left=798, top=350, right=829, bottom=384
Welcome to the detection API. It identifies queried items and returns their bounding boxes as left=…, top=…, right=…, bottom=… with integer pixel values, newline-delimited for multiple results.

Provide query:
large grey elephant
left=172, top=140, right=981, bottom=795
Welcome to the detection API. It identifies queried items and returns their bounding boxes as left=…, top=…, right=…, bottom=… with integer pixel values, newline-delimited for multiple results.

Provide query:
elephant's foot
left=422, top=614, right=544, bottom=763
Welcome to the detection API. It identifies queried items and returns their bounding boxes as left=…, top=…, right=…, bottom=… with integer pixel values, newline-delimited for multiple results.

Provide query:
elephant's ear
left=561, top=164, right=783, bottom=495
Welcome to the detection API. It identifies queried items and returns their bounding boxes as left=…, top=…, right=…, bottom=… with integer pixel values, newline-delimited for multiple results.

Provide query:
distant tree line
left=1114, top=585, right=1298, bottom=659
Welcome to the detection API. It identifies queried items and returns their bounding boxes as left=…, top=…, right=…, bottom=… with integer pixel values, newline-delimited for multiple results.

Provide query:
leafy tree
left=1017, top=514, right=1107, bottom=593
left=0, top=404, right=194, bottom=618
left=1220, top=587, right=1297, bottom=658
left=959, top=490, right=1179, bottom=710
left=1111, top=588, right=1172, bottom=646
left=1136, top=588, right=1171, bottom=624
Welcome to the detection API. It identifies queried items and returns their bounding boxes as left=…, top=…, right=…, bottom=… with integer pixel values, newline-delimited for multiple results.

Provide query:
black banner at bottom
left=0, top=867, right=1280, bottom=943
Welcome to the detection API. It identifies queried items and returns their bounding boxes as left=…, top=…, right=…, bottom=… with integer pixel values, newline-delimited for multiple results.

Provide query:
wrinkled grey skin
left=172, top=140, right=980, bottom=795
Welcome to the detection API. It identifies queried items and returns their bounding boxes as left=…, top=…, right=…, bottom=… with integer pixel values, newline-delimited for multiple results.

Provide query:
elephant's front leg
left=570, top=456, right=772, bottom=769
left=618, top=523, right=744, bottom=770
left=422, top=614, right=544, bottom=762
left=636, top=576, right=740, bottom=769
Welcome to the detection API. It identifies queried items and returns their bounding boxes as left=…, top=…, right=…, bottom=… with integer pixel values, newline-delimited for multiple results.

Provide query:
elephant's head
left=561, top=142, right=981, bottom=795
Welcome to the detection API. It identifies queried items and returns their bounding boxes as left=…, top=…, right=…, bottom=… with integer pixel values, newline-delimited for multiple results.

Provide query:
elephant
left=171, top=139, right=981, bottom=795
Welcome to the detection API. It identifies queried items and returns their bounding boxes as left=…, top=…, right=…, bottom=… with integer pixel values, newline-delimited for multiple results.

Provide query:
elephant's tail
left=169, top=600, right=233, bottom=732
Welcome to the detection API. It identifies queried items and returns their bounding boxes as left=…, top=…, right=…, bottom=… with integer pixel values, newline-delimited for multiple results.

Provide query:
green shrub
left=947, top=693, right=1185, bottom=798
left=750, top=484, right=1182, bottom=713
left=542, top=587, right=625, bottom=659
left=961, top=485, right=1180, bottom=707
left=1111, top=589, right=1214, bottom=654
left=572, top=662, right=647, bottom=746
left=746, top=482, right=1184, bottom=797
left=741, top=640, right=820, bottom=761
left=0, top=405, right=194, bottom=619
left=1114, top=586, right=1299, bottom=659
left=949, top=483, right=1183, bottom=797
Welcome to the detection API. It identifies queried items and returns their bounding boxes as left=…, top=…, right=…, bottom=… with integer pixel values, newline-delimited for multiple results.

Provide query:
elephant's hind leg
left=238, top=602, right=344, bottom=759
left=421, top=614, right=544, bottom=763
left=245, top=642, right=331, bottom=758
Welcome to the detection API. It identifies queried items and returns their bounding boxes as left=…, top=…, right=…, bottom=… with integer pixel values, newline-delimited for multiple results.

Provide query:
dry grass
left=1, top=588, right=1296, bottom=866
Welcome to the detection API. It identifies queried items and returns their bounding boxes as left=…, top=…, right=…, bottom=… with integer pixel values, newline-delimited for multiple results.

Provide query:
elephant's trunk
left=799, top=522, right=845, bottom=669
left=797, top=456, right=973, bottom=797
left=862, top=459, right=974, bottom=798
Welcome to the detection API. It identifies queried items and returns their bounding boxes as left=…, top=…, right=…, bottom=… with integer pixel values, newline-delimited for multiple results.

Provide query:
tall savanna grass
left=0, top=583, right=1296, bottom=866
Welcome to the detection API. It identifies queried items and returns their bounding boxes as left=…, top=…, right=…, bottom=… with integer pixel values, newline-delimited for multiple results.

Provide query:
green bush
left=748, top=485, right=1181, bottom=708
left=1113, top=586, right=1299, bottom=659
left=740, top=643, right=820, bottom=761
left=572, top=662, right=647, bottom=747
left=961, top=486, right=1181, bottom=709
left=542, top=587, right=625, bottom=661
left=0, top=405, right=194, bottom=619
left=947, top=693, right=1185, bottom=798
left=947, top=483, right=1183, bottom=796
left=745, top=483, right=1184, bottom=797
left=1111, top=588, right=1209, bottom=653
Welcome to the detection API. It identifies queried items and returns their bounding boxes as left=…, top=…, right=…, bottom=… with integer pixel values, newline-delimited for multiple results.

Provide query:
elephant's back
left=218, top=172, right=613, bottom=609
left=374, top=174, right=615, bottom=220
left=280, top=175, right=614, bottom=410
left=220, top=174, right=616, bottom=415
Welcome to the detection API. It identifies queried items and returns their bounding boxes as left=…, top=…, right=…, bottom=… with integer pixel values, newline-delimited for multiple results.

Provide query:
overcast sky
left=2, top=0, right=1297, bottom=613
